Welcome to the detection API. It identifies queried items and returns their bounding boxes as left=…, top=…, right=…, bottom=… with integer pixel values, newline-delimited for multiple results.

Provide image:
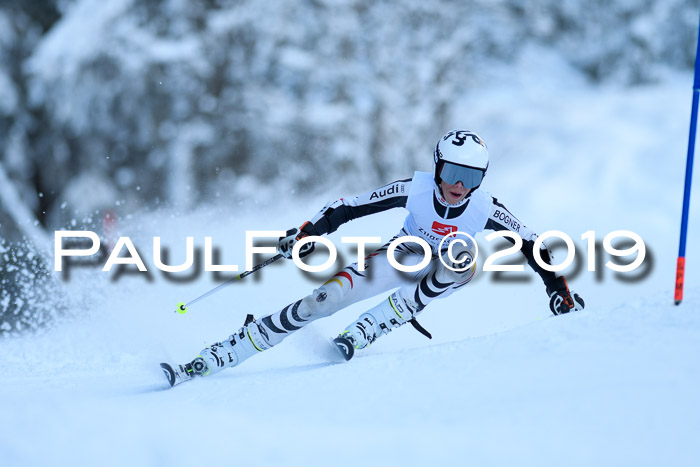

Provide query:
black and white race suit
left=254, top=171, right=558, bottom=345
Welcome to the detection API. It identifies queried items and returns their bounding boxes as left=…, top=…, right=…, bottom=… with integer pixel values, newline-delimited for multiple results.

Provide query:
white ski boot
left=160, top=314, right=272, bottom=388
left=197, top=314, right=272, bottom=376
left=335, top=290, right=425, bottom=358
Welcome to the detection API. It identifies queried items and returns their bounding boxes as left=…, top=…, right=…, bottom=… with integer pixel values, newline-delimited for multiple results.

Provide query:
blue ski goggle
left=438, top=161, right=486, bottom=188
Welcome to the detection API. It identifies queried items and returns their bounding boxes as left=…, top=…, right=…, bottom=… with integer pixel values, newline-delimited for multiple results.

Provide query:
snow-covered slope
left=2, top=283, right=698, bottom=467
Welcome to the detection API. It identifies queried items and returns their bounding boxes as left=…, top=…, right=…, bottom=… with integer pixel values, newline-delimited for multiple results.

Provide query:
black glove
left=546, top=276, right=585, bottom=315
left=277, top=221, right=320, bottom=259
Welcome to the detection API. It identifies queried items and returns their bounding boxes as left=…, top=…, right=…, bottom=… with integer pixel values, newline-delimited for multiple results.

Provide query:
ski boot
left=333, top=291, right=425, bottom=361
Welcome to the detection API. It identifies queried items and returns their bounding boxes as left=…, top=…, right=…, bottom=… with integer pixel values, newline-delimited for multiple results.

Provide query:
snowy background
left=1, top=1, right=700, bottom=466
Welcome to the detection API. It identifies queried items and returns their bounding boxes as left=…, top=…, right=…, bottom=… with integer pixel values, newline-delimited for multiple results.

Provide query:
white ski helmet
left=433, top=130, right=489, bottom=189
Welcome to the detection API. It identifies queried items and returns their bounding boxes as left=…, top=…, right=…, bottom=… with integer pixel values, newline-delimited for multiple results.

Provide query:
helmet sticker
left=447, top=130, right=485, bottom=148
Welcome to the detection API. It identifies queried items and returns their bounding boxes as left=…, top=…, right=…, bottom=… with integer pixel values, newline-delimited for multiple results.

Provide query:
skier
left=161, top=129, right=584, bottom=386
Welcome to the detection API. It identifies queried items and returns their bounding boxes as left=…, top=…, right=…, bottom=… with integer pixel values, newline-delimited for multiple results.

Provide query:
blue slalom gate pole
left=675, top=13, right=700, bottom=305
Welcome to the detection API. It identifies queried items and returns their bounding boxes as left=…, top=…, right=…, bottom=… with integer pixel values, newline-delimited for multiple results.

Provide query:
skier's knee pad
left=436, top=259, right=476, bottom=284
left=436, top=241, right=476, bottom=284
left=298, top=283, right=344, bottom=320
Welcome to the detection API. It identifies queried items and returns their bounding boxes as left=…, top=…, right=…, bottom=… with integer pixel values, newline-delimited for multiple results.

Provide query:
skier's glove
left=278, top=221, right=319, bottom=259
left=546, top=276, right=585, bottom=315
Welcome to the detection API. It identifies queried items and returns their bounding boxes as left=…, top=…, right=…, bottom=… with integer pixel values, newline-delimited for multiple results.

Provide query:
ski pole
left=175, top=254, right=284, bottom=314
left=675, top=12, right=700, bottom=305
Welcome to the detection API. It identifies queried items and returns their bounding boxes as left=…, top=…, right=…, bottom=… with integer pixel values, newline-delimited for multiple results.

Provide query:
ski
left=160, top=362, right=194, bottom=388
left=331, top=336, right=355, bottom=361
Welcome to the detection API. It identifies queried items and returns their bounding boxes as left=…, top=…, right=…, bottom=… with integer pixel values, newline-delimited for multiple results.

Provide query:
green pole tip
left=176, top=302, right=188, bottom=314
